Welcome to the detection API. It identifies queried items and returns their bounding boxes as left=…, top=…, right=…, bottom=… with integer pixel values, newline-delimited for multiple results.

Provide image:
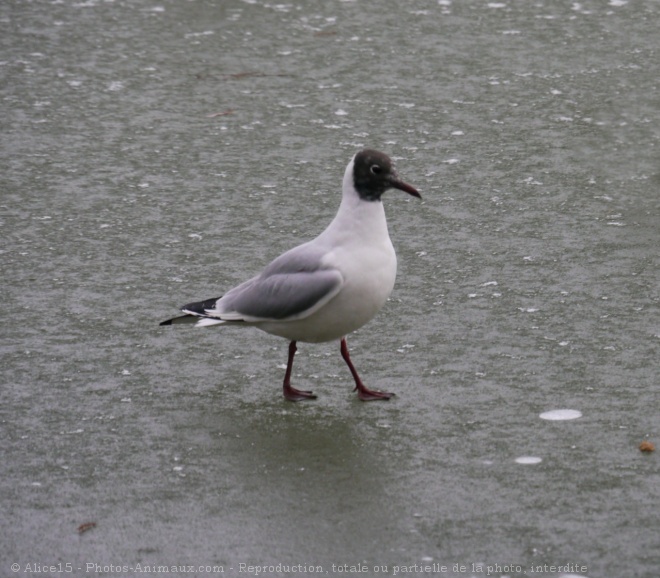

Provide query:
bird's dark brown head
left=352, top=149, right=421, bottom=202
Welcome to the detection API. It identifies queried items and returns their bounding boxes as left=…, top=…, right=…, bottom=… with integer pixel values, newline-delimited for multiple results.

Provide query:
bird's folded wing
left=210, top=268, right=344, bottom=322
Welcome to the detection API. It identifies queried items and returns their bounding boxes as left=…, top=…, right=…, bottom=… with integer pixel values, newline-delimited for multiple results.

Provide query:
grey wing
left=213, top=244, right=344, bottom=322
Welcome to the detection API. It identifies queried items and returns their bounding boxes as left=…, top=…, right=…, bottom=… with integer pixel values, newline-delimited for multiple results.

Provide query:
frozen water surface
left=2, top=0, right=659, bottom=577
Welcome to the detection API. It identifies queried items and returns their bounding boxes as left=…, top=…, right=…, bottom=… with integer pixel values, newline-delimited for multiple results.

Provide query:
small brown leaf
left=639, top=440, right=655, bottom=453
left=227, top=71, right=263, bottom=80
left=77, top=522, right=96, bottom=534
left=206, top=109, right=234, bottom=118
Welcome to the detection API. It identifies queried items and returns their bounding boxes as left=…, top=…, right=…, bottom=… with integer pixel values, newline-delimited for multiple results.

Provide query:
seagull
left=160, top=149, right=421, bottom=401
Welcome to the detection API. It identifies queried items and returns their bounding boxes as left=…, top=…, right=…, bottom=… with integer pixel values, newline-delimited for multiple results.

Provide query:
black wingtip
left=181, top=295, right=223, bottom=315
left=160, top=296, right=223, bottom=327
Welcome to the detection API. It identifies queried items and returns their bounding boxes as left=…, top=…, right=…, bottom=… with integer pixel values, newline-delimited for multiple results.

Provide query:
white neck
left=319, top=156, right=391, bottom=244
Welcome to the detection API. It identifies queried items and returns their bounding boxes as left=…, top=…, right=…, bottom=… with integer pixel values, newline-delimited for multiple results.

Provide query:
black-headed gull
left=161, top=149, right=420, bottom=401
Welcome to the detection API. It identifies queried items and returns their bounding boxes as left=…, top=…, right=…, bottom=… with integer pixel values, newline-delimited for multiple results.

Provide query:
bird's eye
left=370, top=164, right=383, bottom=175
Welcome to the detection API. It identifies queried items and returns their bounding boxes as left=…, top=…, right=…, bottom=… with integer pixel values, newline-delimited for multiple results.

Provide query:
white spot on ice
left=185, top=30, right=215, bottom=38
left=539, top=409, right=582, bottom=421
left=515, top=456, right=542, bottom=464
left=396, top=343, right=414, bottom=354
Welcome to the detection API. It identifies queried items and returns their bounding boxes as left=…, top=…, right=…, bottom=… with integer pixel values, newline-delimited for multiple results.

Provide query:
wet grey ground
left=2, top=1, right=659, bottom=577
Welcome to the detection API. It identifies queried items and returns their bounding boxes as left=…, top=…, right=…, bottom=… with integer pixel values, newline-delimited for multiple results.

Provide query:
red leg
left=340, top=338, right=394, bottom=401
left=282, top=341, right=317, bottom=401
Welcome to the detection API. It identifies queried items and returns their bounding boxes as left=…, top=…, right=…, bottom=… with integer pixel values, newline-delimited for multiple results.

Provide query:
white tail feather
left=195, top=318, right=226, bottom=328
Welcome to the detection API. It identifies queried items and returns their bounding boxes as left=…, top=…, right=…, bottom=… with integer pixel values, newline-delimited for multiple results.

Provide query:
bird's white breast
left=257, top=193, right=398, bottom=343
